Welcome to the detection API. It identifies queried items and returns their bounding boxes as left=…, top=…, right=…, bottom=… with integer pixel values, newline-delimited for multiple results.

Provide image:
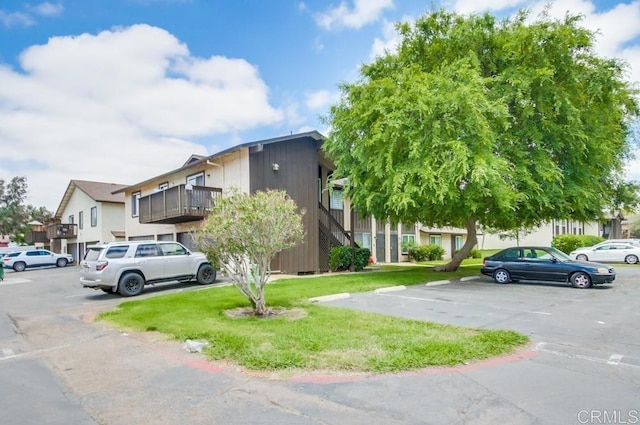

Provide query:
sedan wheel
left=118, top=272, right=145, bottom=297
left=576, top=254, right=588, bottom=261
left=625, top=255, right=639, bottom=265
left=571, top=272, right=592, bottom=289
left=493, top=269, right=511, bottom=284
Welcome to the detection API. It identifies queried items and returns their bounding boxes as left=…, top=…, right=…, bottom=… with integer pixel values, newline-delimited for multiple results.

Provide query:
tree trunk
left=253, top=290, right=267, bottom=316
left=434, top=218, right=478, bottom=272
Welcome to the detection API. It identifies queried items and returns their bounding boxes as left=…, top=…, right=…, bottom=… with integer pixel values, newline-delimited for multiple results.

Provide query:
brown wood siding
left=249, top=137, right=321, bottom=274
left=354, top=212, right=372, bottom=232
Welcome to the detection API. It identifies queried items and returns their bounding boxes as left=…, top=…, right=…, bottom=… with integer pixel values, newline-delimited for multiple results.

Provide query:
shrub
left=453, top=248, right=482, bottom=259
left=552, top=234, right=605, bottom=254
left=329, top=246, right=371, bottom=271
left=409, top=244, right=445, bottom=261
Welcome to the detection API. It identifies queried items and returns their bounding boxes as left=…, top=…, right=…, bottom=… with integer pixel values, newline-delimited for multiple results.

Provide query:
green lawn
left=99, top=264, right=528, bottom=373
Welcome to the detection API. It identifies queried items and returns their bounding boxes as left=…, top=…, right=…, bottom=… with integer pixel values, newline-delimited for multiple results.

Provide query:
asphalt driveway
left=1, top=265, right=639, bottom=425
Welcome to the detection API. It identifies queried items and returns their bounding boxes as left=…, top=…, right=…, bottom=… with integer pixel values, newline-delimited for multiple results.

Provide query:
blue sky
left=1, top=0, right=639, bottom=210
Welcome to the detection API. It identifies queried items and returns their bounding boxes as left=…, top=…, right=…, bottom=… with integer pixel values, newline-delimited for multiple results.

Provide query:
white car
left=589, top=239, right=640, bottom=249
left=80, top=241, right=216, bottom=296
left=2, top=249, right=74, bottom=272
left=570, top=243, right=640, bottom=264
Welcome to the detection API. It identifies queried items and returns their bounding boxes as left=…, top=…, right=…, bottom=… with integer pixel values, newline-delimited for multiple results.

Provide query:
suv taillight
left=96, top=260, right=108, bottom=271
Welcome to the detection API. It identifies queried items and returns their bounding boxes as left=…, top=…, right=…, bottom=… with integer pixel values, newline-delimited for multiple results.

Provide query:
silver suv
left=79, top=241, right=216, bottom=296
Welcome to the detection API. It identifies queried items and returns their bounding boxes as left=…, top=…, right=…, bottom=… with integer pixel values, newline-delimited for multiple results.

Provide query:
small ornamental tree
left=195, top=189, right=305, bottom=316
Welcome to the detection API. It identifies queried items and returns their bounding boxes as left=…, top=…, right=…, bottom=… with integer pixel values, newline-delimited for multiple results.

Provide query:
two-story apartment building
left=48, top=180, right=128, bottom=262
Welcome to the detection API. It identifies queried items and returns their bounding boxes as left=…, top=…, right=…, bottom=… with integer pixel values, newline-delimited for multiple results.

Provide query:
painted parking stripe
left=534, top=343, right=637, bottom=369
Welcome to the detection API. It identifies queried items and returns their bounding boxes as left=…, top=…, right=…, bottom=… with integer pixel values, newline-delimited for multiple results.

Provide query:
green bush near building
left=552, top=234, right=605, bottom=254
left=329, top=246, right=371, bottom=271
left=408, top=244, right=446, bottom=261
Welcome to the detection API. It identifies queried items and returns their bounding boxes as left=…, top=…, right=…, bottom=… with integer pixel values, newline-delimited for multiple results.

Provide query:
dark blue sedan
left=481, top=246, right=615, bottom=288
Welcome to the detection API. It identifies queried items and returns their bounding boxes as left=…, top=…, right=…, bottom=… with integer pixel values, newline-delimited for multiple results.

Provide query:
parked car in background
left=589, top=239, right=640, bottom=249
left=2, top=249, right=74, bottom=272
left=481, top=246, right=615, bottom=288
left=80, top=241, right=216, bottom=296
left=569, top=243, right=640, bottom=264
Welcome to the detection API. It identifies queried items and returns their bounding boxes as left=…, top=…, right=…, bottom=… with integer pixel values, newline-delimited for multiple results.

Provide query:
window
left=355, top=232, right=371, bottom=250
left=429, top=234, right=442, bottom=246
left=330, top=189, right=344, bottom=210
left=454, top=235, right=464, bottom=250
left=79, top=211, right=84, bottom=230
left=159, top=243, right=187, bottom=256
left=186, top=172, right=204, bottom=187
left=135, top=244, right=160, bottom=258
left=502, top=248, right=521, bottom=259
left=91, top=206, right=97, bottom=227
left=132, top=192, right=141, bottom=217
left=401, top=234, right=415, bottom=254
left=105, top=246, right=128, bottom=259
left=158, top=182, right=169, bottom=190
left=68, top=215, right=74, bottom=224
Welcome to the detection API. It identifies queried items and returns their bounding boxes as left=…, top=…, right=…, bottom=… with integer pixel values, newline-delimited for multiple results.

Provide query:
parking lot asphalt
left=0, top=265, right=639, bottom=425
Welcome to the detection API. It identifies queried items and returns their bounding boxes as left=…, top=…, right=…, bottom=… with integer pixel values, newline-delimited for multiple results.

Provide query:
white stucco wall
left=123, top=149, right=250, bottom=240
left=478, top=221, right=601, bottom=250
left=60, top=189, right=124, bottom=244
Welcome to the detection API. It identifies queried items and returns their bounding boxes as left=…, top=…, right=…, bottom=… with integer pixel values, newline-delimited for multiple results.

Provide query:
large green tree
left=323, top=9, right=639, bottom=271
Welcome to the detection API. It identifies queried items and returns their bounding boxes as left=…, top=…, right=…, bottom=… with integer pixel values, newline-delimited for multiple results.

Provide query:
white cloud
left=315, top=0, right=394, bottom=30
left=370, top=19, right=402, bottom=59
left=28, top=2, right=64, bottom=16
left=0, top=24, right=283, bottom=210
left=453, top=0, right=527, bottom=14
left=305, top=90, right=338, bottom=110
left=0, top=10, right=35, bottom=27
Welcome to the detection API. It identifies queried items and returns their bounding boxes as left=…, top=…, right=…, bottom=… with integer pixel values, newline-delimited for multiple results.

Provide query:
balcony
left=46, top=223, right=78, bottom=239
left=139, top=184, right=223, bottom=224
left=25, top=231, right=49, bottom=244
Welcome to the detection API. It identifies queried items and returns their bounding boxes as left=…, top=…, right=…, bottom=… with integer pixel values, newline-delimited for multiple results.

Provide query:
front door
left=376, top=233, right=385, bottom=263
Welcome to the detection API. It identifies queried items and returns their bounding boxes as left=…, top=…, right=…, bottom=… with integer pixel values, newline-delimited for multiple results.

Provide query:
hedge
left=329, top=246, right=371, bottom=271
left=552, top=234, right=605, bottom=254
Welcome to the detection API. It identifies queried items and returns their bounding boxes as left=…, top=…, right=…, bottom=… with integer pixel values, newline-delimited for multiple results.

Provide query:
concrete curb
left=374, top=285, right=406, bottom=294
left=426, top=280, right=451, bottom=286
left=460, top=276, right=480, bottom=282
left=309, top=293, right=351, bottom=303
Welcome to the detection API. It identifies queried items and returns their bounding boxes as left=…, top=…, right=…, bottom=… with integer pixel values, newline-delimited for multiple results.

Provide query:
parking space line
left=534, top=343, right=638, bottom=369
left=378, top=293, right=465, bottom=305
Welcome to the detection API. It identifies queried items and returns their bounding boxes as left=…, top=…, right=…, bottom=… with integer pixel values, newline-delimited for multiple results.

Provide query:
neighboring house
left=48, top=180, right=129, bottom=262
left=24, top=220, right=48, bottom=248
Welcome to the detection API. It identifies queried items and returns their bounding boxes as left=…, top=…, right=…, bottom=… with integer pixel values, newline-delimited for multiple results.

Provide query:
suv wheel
left=118, top=272, right=145, bottom=297
left=13, top=262, right=26, bottom=272
left=196, top=264, right=216, bottom=285
left=56, top=258, right=68, bottom=267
